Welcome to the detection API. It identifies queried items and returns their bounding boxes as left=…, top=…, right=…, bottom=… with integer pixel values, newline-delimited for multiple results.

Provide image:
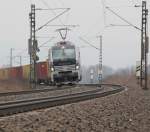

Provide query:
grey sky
left=0, top=0, right=149, bottom=69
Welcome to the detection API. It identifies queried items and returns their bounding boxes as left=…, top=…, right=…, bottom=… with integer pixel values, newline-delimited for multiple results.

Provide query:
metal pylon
left=140, top=1, right=149, bottom=89
left=29, top=4, right=37, bottom=89
left=98, top=36, right=103, bottom=85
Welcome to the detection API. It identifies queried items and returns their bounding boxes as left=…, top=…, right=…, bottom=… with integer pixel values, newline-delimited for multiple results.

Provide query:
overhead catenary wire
left=38, top=0, right=66, bottom=26
left=35, top=8, right=69, bottom=11
left=36, top=8, right=70, bottom=32
left=106, top=7, right=141, bottom=31
left=36, top=36, right=52, bottom=38
left=51, top=0, right=69, bottom=24
left=79, top=37, right=100, bottom=51
left=39, top=37, right=55, bottom=48
left=51, top=0, right=70, bottom=24
left=98, top=0, right=141, bottom=35
left=45, top=24, right=79, bottom=27
left=101, top=0, right=107, bottom=26
left=105, top=3, right=142, bottom=8
left=107, top=24, right=132, bottom=27
left=57, top=0, right=70, bottom=25
left=106, top=5, right=141, bottom=8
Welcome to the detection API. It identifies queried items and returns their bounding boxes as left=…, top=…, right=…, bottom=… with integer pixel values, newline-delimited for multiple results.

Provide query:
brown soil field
left=0, top=80, right=30, bottom=93
left=0, top=75, right=149, bottom=132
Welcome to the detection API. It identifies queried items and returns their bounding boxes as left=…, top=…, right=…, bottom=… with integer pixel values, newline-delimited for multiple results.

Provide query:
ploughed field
left=0, top=80, right=30, bottom=93
left=0, top=75, right=150, bottom=132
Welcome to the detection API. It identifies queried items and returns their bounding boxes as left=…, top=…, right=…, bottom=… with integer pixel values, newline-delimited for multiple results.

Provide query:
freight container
left=37, top=61, right=48, bottom=83
left=0, top=68, right=9, bottom=80
left=23, top=65, right=30, bottom=80
left=0, top=69, right=3, bottom=80
left=16, top=67, right=23, bottom=79
left=0, top=70, right=3, bottom=80
left=9, top=66, right=23, bottom=80
left=9, top=67, right=22, bottom=80
left=0, top=61, right=51, bottom=84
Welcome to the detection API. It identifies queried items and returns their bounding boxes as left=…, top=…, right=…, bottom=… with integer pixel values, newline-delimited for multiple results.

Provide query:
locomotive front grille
left=54, top=65, right=75, bottom=72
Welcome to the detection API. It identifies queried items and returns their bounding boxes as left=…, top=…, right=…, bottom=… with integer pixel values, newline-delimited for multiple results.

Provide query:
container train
left=0, top=61, right=49, bottom=84
left=0, top=41, right=81, bottom=85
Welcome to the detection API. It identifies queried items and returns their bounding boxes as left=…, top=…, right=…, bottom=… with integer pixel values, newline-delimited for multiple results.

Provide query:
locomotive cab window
left=52, top=48, right=76, bottom=60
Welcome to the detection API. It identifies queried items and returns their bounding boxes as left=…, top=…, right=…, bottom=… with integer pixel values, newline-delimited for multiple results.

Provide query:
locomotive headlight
left=76, top=65, right=79, bottom=70
left=51, top=67, right=54, bottom=72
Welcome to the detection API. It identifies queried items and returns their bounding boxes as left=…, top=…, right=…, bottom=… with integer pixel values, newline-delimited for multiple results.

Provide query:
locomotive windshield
left=52, top=47, right=76, bottom=66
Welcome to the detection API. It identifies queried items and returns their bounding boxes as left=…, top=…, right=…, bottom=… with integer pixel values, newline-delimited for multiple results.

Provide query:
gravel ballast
left=0, top=75, right=150, bottom=132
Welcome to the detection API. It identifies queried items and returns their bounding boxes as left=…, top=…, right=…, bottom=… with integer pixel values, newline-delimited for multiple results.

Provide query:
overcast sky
left=0, top=0, right=149, bottom=69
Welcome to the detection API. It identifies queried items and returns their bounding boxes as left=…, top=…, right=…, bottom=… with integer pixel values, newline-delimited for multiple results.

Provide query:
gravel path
left=0, top=75, right=149, bottom=132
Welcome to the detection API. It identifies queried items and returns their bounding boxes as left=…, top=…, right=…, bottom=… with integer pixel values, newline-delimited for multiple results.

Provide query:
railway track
left=0, top=84, right=126, bottom=117
left=0, top=85, right=74, bottom=96
left=0, top=84, right=100, bottom=97
left=0, top=84, right=102, bottom=103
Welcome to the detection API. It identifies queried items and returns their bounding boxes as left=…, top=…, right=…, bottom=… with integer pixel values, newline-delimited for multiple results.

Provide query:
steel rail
left=0, top=83, right=121, bottom=97
left=0, top=84, right=100, bottom=97
left=0, top=84, right=125, bottom=117
left=0, top=85, right=77, bottom=97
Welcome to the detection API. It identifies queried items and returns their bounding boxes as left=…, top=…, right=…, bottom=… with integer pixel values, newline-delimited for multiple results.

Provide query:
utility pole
left=97, top=36, right=103, bottom=86
left=29, top=4, right=39, bottom=89
left=10, top=48, right=13, bottom=67
left=140, top=1, right=149, bottom=90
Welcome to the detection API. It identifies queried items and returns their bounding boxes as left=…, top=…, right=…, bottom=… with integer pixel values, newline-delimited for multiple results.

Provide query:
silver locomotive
left=48, top=41, right=81, bottom=84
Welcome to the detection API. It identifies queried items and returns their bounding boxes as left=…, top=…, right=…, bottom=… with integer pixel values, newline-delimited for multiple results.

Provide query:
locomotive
left=49, top=41, right=82, bottom=84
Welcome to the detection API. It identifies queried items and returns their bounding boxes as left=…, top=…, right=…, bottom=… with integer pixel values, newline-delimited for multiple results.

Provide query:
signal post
left=29, top=4, right=39, bottom=89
